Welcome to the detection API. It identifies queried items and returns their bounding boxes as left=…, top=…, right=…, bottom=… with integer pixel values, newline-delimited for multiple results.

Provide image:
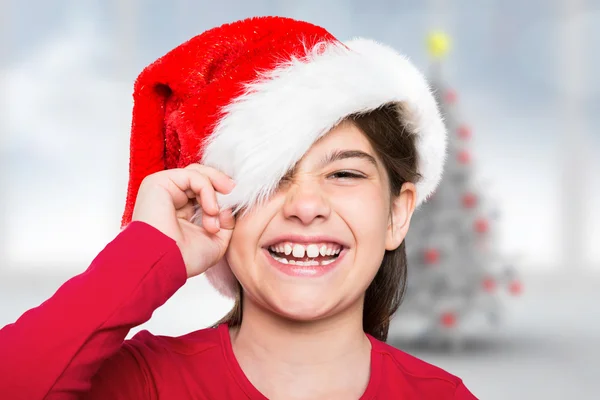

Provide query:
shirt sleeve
left=0, top=221, right=187, bottom=400
left=454, top=381, right=479, bottom=399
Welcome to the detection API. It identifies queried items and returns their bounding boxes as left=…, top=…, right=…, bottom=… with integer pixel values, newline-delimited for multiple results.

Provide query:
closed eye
left=328, top=170, right=365, bottom=179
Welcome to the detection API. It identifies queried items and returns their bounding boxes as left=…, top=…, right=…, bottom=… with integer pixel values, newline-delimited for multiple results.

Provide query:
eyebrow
left=284, top=149, right=378, bottom=179
left=318, top=149, right=378, bottom=169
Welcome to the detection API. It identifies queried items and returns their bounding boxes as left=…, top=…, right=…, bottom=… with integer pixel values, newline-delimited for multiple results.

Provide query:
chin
left=264, top=285, right=340, bottom=322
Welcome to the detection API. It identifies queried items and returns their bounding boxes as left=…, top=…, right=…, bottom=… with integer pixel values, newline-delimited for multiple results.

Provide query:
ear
left=385, top=182, right=417, bottom=251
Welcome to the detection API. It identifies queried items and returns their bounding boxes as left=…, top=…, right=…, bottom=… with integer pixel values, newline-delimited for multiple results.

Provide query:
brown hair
left=215, top=102, right=422, bottom=342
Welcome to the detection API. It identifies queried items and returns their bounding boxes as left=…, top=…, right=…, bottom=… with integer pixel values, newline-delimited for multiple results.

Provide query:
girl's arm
left=0, top=221, right=187, bottom=400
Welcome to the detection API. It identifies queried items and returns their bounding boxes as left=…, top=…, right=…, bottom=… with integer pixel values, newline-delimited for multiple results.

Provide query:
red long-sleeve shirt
left=0, top=221, right=478, bottom=399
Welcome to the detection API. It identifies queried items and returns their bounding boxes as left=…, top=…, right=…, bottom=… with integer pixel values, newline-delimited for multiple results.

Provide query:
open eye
left=329, top=170, right=365, bottom=180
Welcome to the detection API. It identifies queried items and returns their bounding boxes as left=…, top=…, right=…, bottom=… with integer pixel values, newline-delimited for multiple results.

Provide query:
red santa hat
left=121, top=16, right=447, bottom=297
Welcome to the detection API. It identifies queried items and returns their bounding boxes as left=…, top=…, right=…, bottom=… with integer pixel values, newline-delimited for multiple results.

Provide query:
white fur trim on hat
left=202, top=38, right=446, bottom=213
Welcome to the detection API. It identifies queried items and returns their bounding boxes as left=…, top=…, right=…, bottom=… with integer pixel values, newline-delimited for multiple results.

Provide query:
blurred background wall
left=1, top=1, right=599, bottom=399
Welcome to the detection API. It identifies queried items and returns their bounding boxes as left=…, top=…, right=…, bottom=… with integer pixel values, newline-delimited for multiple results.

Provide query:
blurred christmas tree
left=391, top=31, right=523, bottom=350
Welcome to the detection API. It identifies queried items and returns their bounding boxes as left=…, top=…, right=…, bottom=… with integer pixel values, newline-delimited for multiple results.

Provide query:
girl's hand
left=131, top=164, right=235, bottom=278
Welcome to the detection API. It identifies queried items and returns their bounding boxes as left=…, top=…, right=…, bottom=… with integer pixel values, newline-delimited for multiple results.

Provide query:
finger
left=140, top=174, right=190, bottom=210
left=218, top=208, right=236, bottom=230
left=184, top=164, right=235, bottom=194
left=195, top=179, right=219, bottom=216
left=202, top=211, right=220, bottom=234
left=167, top=171, right=219, bottom=215
left=158, top=174, right=197, bottom=210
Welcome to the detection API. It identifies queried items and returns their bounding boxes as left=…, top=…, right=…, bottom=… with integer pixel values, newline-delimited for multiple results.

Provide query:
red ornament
left=457, top=124, right=471, bottom=140
left=482, top=277, right=496, bottom=292
left=462, top=192, right=477, bottom=208
left=509, top=280, right=523, bottom=295
left=440, top=312, right=457, bottom=328
left=457, top=150, right=470, bottom=164
left=445, top=89, right=458, bottom=104
left=474, top=218, right=488, bottom=233
left=424, top=248, right=440, bottom=264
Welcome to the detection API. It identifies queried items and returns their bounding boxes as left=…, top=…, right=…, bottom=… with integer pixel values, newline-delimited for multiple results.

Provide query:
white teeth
left=320, top=245, right=328, bottom=256
left=306, top=244, right=320, bottom=258
left=270, top=242, right=343, bottom=259
left=292, top=244, right=305, bottom=258
left=284, top=243, right=292, bottom=255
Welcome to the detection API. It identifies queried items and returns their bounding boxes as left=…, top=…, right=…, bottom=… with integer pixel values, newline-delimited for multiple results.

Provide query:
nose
left=282, top=178, right=331, bottom=225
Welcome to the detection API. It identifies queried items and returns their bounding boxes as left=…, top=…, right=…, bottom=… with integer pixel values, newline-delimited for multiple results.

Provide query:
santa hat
left=121, top=16, right=447, bottom=297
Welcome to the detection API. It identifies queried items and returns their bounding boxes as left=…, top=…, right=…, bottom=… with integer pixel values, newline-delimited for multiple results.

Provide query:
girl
left=0, top=17, right=477, bottom=399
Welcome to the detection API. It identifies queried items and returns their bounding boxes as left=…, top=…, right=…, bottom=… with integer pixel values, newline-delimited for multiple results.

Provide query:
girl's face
left=226, top=121, right=416, bottom=321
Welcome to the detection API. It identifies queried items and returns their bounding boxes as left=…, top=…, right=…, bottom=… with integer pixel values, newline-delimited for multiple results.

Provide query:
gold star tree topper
left=427, top=31, right=451, bottom=59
